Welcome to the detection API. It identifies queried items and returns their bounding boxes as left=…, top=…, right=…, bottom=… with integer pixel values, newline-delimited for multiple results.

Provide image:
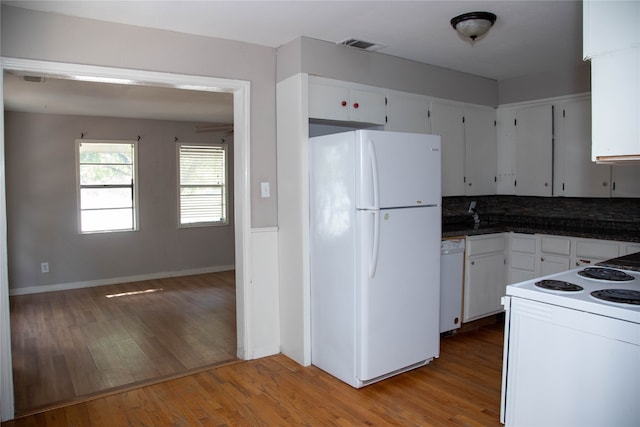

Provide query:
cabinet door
left=539, top=255, right=571, bottom=276
left=510, top=269, right=536, bottom=284
left=612, top=165, right=640, bottom=197
left=496, top=107, right=517, bottom=194
left=349, top=88, right=386, bottom=125
left=623, top=243, right=640, bottom=255
left=465, top=107, right=497, bottom=195
left=431, top=102, right=465, bottom=196
left=583, top=0, right=640, bottom=58
left=385, top=91, right=430, bottom=133
left=556, top=99, right=612, bottom=197
left=590, top=48, right=640, bottom=161
left=514, top=105, right=553, bottom=196
left=464, top=252, right=506, bottom=322
left=308, top=79, right=386, bottom=125
left=309, top=81, right=350, bottom=121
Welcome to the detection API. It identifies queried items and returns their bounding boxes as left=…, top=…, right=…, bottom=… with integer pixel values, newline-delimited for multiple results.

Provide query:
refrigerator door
left=356, top=205, right=441, bottom=382
left=356, top=130, right=441, bottom=209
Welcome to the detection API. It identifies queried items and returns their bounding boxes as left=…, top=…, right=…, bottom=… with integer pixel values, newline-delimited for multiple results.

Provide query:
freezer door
left=356, top=130, right=441, bottom=209
left=356, top=205, right=441, bottom=382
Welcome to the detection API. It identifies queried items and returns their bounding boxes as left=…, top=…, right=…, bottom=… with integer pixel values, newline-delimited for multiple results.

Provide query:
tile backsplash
left=443, top=195, right=639, bottom=230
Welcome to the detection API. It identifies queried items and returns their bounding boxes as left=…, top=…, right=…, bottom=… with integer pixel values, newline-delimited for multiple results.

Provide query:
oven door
left=501, top=297, right=640, bottom=427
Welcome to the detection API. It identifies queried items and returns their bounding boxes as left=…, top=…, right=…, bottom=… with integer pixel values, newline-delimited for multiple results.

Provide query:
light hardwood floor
left=3, top=321, right=505, bottom=426
left=9, top=271, right=237, bottom=416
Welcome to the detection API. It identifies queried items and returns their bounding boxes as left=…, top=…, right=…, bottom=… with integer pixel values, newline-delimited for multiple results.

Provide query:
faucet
left=468, top=201, right=480, bottom=225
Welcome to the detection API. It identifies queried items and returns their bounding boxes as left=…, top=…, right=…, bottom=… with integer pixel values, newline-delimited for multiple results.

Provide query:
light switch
left=261, top=181, right=270, bottom=198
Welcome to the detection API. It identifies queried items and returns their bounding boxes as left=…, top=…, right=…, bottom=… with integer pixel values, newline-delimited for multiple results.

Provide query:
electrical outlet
left=41, top=262, right=49, bottom=273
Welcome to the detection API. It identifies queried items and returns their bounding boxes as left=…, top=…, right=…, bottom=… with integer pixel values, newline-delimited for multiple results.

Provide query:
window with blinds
left=77, top=140, right=138, bottom=233
left=178, top=143, right=227, bottom=226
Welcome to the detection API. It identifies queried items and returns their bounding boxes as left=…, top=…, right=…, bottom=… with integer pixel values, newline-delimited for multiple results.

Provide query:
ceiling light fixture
left=450, top=11, right=497, bottom=42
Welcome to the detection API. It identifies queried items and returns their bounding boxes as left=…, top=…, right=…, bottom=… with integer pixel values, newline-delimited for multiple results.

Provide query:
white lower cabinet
left=465, top=232, right=638, bottom=322
left=464, top=234, right=506, bottom=322
left=539, top=255, right=572, bottom=276
left=508, top=233, right=537, bottom=284
left=538, top=235, right=572, bottom=276
left=624, top=243, right=640, bottom=255
left=572, top=237, right=620, bottom=268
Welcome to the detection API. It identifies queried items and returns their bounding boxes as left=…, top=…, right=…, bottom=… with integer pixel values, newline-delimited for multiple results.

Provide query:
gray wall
left=1, top=4, right=278, bottom=228
left=278, top=37, right=591, bottom=107
left=5, top=111, right=236, bottom=290
left=498, top=63, right=591, bottom=104
left=278, top=37, right=499, bottom=107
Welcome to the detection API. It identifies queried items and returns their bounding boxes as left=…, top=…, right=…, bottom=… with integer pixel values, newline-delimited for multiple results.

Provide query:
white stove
left=501, top=262, right=640, bottom=427
left=505, top=265, right=640, bottom=323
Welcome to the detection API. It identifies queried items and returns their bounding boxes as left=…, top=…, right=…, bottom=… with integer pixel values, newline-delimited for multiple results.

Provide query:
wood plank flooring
left=3, top=321, right=505, bottom=426
left=9, top=271, right=237, bottom=416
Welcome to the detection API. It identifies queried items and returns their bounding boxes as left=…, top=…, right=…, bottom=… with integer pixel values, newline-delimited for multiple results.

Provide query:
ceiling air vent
left=338, top=38, right=386, bottom=52
left=23, top=75, right=45, bottom=83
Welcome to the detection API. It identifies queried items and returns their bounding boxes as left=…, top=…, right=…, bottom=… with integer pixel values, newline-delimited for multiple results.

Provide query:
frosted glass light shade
left=451, top=12, right=497, bottom=41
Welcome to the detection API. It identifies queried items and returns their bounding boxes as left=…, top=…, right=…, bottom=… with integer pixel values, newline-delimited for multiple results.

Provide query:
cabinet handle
left=603, top=181, right=608, bottom=187
left=471, top=261, right=475, bottom=266
left=468, top=182, right=472, bottom=186
left=353, top=102, right=359, bottom=109
left=545, top=182, right=549, bottom=187
left=341, top=101, right=347, bottom=107
left=541, top=257, right=545, bottom=262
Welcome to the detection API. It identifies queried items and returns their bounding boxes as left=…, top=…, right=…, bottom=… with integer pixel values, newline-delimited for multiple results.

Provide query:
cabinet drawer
left=540, top=236, right=571, bottom=256
left=511, top=253, right=536, bottom=271
left=575, top=239, right=620, bottom=259
left=511, top=234, right=536, bottom=254
left=466, top=234, right=505, bottom=256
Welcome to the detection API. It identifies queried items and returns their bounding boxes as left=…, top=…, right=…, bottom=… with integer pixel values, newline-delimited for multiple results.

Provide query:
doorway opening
left=0, top=57, right=251, bottom=420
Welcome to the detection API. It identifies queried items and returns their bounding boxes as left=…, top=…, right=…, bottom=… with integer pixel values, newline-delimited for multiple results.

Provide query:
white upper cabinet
left=612, top=165, right=640, bottom=197
left=431, top=101, right=466, bottom=196
left=584, top=1, right=640, bottom=162
left=496, top=107, right=517, bottom=194
left=583, top=0, right=640, bottom=59
left=590, top=48, right=640, bottom=162
left=514, top=104, right=553, bottom=196
left=465, top=106, right=497, bottom=195
left=554, top=98, right=612, bottom=197
left=384, top=90, right=431, bottom=133
left=308, top=77, right=386, bottom=125
left=431, top=101, right=497, bottom=197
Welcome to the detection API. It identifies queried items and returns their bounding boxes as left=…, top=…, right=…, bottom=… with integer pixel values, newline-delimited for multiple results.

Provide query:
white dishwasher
left=440, top=238, right=465, bottom=333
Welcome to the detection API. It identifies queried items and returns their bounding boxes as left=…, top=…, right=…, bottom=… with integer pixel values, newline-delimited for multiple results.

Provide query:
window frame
left=177, top=142, right=229, bottom=228
left=76, top=139, right=139, bottom=234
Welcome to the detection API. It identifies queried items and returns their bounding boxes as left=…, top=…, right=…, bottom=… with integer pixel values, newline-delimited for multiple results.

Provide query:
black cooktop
left=591, top=289, right=640, bottom=305
left=535, top=279, right=584, bottom=292
left=578, top=267, right=636, bottom=282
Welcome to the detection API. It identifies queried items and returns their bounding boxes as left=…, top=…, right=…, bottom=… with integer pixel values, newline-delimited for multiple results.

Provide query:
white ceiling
left=3, top=0, right=586, bottom=122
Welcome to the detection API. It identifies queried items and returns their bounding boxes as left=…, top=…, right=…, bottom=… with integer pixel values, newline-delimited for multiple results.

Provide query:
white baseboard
left=9, top=265, right=236, bottom=296
left=250, top=345, right=281, bottom=360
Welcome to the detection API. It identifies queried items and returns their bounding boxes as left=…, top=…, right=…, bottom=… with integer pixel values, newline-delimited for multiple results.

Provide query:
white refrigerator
left=310, top=129, right=441, bottom=388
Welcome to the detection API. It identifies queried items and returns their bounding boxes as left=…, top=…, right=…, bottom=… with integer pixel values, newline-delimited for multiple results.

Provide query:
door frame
left=0, top=57, right=252, bottom=421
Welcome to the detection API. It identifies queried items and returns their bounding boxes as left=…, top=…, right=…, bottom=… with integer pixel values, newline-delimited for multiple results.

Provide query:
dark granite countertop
left=442, top=214, right=640, bottom=243
left=597, top=251, right=640, bottom=271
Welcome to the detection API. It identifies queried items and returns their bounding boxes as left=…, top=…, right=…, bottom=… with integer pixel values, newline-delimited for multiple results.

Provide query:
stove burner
left=591, top=289, right=640, bottom=305
left=578, top=267, right=635, bottom=282
left=535, top=279, right=583, bottom=292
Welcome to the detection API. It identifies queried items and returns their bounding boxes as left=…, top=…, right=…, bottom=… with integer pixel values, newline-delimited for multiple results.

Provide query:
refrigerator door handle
left=368, top=139, right=380, bottom=209
left=370, top=210, right=380, bottom=278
